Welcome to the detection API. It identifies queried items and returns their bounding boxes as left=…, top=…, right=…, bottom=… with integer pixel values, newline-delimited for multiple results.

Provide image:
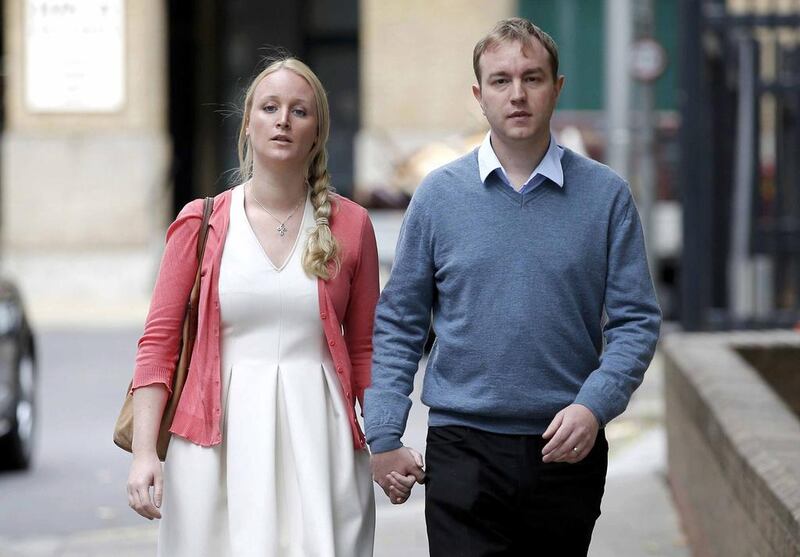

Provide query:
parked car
left=0, top=279, right=36, bottom=470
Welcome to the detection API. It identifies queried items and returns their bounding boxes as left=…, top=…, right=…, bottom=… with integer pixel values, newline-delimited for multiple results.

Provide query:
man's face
left=472, top=39, right=564, bottom=146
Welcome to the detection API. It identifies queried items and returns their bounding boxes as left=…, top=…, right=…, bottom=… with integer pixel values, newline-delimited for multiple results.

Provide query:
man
left=364, top=17, right=661, bottom=557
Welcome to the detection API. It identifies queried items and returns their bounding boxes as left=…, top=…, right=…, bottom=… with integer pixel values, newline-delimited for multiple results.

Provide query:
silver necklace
left=248, top=184, right=306, bottom=237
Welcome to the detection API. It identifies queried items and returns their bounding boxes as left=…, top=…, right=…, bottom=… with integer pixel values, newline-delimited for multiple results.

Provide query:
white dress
left=158, top=185, right=375, bottom=557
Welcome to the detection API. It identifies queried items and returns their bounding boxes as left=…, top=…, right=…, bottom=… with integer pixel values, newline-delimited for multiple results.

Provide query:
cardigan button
left=328, top=340, right=335, bottom=347
left=336, top=366, right=343, bottom=374
left=320, top=312, right=327, bottom=319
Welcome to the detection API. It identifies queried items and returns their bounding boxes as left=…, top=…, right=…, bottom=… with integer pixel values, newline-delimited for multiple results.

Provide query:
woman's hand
left=126, top=385, right=169, bottom=519
left=126, top=452, right=163, bottom=519
left=387, top=470, right=418, bottom=504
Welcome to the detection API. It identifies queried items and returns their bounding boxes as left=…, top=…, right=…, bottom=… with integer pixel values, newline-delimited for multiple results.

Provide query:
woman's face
left=246, top=68, right=318, bottom=168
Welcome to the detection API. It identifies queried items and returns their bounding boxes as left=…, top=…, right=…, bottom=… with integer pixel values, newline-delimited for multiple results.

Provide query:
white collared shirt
left=477, top=132, right=565, bottom=194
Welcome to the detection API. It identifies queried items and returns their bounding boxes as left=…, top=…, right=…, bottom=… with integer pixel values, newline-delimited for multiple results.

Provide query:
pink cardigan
left=132, top=188, right=379, bottom=450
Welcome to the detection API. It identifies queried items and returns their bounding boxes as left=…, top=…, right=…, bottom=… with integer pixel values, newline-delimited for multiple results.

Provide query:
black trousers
left=424, top=425, right=608, bottom=557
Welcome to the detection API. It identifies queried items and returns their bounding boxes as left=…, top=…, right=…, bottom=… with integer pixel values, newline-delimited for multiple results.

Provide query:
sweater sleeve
left=573, top=189, right=662, bottom=426
left=131, top=199, right=204, bottom=393
left=363, top=186, right=436, bottom=453
left=343, top=210, right=380, bottom=412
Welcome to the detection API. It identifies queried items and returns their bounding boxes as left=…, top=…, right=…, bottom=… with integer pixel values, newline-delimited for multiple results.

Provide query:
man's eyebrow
left=487, top=67, right=546, bottom=79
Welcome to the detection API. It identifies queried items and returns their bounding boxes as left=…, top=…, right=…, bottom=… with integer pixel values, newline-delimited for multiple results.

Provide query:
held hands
left=126, top=452, right=164, bottom=519
left=370, top=446, right=425, bottom=505
left=542, top=404, right=599, bottom=464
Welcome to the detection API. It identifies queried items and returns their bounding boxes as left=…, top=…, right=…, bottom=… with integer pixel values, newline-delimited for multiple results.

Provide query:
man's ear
left=555, top=75, right=565, bottom=99
left=472, top=83, right=484, bottom=115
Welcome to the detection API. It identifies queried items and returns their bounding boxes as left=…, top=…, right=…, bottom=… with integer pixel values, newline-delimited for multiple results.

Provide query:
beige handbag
left=113, top=197, right=214, bottom=461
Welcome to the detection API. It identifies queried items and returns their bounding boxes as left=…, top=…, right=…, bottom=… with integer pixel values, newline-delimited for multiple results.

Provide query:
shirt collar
left=477, top=132, right=564, bottom=188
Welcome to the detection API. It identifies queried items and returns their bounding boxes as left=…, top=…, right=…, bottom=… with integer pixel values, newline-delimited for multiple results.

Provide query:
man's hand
left=541, top=404, right=599, bottom=464
left=370, top=446, right=425, bottom=504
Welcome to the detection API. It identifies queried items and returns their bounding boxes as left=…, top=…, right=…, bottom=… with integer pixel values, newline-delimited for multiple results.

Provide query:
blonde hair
left=473, top=18, right=560, bottom=84
left=236, top=57, right=340, bottom=280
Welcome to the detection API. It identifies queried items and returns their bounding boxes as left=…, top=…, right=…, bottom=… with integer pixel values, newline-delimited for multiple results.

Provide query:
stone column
left=2, top=0, right=170, bottom=325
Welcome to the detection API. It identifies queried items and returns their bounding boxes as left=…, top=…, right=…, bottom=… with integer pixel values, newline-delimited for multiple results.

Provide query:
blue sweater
left=364, top=148, right=662, bottom=453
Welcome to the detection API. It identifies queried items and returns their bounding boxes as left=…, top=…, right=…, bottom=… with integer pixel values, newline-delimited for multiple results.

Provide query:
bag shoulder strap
left=187, top=197, right=214, bottom=312
left=196, top=196, right=214, bottom=262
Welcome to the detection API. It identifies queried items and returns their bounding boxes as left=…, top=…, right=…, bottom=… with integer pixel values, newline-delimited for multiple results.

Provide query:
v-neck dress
left=157, top=185, right=375, bottom=557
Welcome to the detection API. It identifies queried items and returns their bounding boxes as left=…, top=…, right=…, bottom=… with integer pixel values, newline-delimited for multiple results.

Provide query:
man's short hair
left=473, top=17, right=560, bottom=84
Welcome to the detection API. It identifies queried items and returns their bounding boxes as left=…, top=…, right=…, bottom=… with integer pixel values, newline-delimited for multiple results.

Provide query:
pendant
left=276, top=223, right=287, bottom=237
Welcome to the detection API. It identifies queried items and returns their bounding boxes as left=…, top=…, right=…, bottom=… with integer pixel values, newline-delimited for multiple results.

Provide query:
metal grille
left=679, top=0, right=800, bottom=329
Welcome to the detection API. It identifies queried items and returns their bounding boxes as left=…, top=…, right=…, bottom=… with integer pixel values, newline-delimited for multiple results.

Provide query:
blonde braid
left=302, top=150, right=340, bottom=279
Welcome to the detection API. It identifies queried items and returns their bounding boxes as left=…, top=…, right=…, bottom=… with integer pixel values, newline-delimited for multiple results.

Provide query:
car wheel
left=0, top=349, right=36, bottom=470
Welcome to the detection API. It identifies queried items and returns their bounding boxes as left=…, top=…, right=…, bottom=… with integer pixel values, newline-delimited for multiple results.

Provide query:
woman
left=126, top=57, right=379, bottom=557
